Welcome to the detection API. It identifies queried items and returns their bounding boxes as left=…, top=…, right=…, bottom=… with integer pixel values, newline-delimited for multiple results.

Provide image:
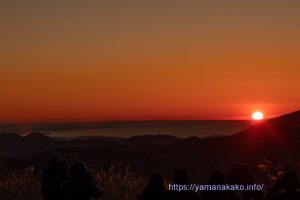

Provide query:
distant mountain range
left=0, top=120, right=250, bottom=138
left=1, top=110, right=299, bottom=181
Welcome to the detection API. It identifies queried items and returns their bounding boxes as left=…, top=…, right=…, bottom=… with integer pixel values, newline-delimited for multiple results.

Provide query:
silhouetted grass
left=0, top=161, right=146, bottom=200
left=0, top=157, right=299, bottom=200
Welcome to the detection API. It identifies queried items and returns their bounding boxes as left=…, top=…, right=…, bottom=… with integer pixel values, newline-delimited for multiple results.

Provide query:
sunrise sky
left=1, top=1, right=300, bottom=123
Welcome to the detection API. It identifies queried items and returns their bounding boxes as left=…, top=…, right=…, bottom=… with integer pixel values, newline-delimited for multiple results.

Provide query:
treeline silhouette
left=41, top=154, right=299, bottom=200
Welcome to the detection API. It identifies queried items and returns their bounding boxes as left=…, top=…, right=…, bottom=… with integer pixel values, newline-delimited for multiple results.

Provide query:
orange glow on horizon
left=0, top=1, right=299, bottom=123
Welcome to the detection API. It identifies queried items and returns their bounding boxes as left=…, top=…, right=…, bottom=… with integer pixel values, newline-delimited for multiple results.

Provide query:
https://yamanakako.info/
left=169, top=183, right=264, bottom=192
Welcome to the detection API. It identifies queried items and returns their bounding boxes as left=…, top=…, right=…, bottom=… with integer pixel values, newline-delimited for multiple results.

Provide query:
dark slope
left=1, top=110, right=300, bottom=181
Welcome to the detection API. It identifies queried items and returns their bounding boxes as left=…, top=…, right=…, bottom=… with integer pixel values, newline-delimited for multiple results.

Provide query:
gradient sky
left=1, top=0, right=300, bottom=123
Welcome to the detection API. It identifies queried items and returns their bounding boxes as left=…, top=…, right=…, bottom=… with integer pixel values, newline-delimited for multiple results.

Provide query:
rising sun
left=252, top=111, right=264, bottom=120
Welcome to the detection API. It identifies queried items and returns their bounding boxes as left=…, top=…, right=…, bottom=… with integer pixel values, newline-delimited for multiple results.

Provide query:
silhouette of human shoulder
left=160, top=168, right=200, bottom=200
left=201, top=169, right=234, bottom=200
left=275, top=171, right=300, bottom=200
left=226, top=164, right=263, bottom=200
left=61, top=162, right=102, bottom=200
left=41, top=154, right=68, bottom=200
left=138, top=171, right=166, bottom=200
left=160, top=190, right=200, bottom=200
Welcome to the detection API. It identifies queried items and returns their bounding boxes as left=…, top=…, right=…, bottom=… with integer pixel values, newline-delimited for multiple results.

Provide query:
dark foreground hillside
left=3, top=111, right=299, bottom=178
left=0, top=111, right=300, bottom=199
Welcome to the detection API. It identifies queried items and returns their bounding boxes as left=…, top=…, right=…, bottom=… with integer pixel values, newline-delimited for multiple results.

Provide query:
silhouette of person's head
left=138, top=172, right=166, bottom=200
left=282, top=171, right=298, bottom=192
left=148, top=171, right=165, bottom=189
left=42, top=154, right=68, bottom=200
left=45, top=153, right=67, bottom=177
left=61, top=162, right=102, bottom=199
left=173, top=168, right=190, bottom=184
left=202, top=170, right=230, bottom=200
left=48, top=154, right=63, bottom=167
left=227, top=164, right=254, bottom=185
left=272, top=178, right=283, bottom=193
left=70, top=162, right=90, bottom=180
left=209, top=169, right=225, bottom=185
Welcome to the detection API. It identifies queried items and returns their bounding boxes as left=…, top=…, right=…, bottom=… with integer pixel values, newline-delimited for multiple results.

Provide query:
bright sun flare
left=252, top=111, right=264, bottom=120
